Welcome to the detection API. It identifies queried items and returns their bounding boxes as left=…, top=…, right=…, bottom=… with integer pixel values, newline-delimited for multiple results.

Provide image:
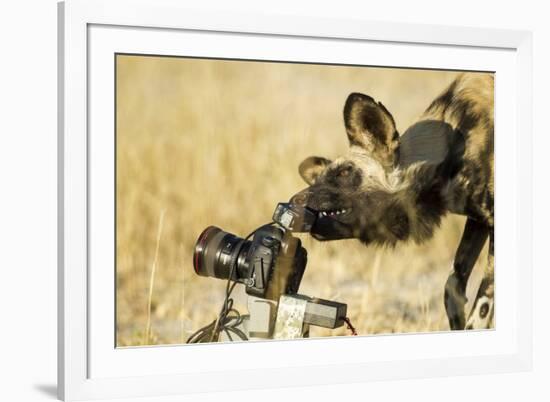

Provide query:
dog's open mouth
left=308, top=206, right=354, bottom=240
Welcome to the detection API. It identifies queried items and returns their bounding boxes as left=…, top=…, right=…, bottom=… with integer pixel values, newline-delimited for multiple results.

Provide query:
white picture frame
left=58, top=0, right=533, bottom=400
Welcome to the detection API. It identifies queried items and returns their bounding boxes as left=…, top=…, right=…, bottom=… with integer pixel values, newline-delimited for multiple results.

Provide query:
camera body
left=193, top=203, right=313, bottom=299
left=237, top=223, right=307, bottom=299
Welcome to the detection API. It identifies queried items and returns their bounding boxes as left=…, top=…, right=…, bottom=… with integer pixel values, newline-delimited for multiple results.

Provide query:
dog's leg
left=444, top=218, right=489, bottom=330
left=465, top=231, right=494, bottom=329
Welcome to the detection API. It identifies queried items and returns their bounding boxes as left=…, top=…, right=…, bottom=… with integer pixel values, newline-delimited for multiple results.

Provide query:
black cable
left=186, top=223, right=275, bottom=344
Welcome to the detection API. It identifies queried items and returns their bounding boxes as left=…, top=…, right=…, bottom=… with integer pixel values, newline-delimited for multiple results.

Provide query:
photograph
left=115, top=54, right=494, bottom=347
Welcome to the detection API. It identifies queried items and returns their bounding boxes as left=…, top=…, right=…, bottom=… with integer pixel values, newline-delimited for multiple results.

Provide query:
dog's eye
left=338, top=167, right=351, bottom=177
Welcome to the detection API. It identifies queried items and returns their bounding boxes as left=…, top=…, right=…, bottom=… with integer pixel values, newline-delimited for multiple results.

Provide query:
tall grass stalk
left=144, top=209, right=165, bottom=344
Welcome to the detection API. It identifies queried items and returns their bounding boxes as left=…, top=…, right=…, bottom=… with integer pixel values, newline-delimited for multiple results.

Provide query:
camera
left=189, top=203, right=350, bottom=342
left=193, top=203, right=315, bottom=299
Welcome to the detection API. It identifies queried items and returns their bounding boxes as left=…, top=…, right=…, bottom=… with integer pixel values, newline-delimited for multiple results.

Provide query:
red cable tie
left=343, top=317, right=358, bottom=336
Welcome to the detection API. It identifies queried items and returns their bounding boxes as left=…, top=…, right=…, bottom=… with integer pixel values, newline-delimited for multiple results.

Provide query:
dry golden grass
left=116, top=56, right=490, bottom=346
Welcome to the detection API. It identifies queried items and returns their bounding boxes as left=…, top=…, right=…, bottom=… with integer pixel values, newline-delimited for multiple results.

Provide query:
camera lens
left=193, top=226, right=250, bottom=282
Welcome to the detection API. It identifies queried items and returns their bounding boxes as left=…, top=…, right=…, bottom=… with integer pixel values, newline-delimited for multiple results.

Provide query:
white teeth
left=317, top=209, right=348, bottom=218
left=318, top=209, right=350, bottom=218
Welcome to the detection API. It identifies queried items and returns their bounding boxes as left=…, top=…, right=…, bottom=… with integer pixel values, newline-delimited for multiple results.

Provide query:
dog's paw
left=465, top=296, right=494, bottom=329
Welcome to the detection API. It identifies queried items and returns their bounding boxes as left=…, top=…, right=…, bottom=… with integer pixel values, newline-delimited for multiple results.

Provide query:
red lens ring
left=193, top=226, right=218, bottom=275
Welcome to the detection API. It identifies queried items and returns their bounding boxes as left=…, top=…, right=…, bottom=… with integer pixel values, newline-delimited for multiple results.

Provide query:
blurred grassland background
left=116, top=55, right=491, bottom=346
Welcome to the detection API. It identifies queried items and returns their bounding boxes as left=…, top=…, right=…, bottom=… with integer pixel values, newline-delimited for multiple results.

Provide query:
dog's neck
left=362, top=161, right=449, bottom=247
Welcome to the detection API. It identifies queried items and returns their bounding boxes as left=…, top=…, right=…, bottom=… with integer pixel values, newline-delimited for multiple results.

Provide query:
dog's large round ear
left=343, top=92, right=399, bottom=170
left=299, top=156, right=332, bottom=185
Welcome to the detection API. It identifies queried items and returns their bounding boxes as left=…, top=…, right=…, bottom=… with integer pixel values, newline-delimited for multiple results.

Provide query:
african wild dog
left=290, top=73, right=494, bottom=330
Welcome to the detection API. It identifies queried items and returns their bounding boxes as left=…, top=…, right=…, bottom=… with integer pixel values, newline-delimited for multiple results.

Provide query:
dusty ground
left=115, top=56, right=491, bottom=346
